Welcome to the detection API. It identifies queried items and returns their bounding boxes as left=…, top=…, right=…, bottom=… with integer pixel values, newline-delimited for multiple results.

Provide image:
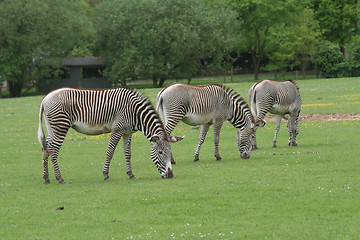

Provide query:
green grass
left=0, top=77, right=359, bottom=239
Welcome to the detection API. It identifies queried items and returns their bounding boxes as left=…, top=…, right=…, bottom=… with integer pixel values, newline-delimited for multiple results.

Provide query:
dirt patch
left=264, top=113, right=360, bottom=122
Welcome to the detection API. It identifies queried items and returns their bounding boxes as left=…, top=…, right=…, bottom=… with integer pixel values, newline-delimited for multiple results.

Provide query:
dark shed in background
left=40, top=57, right=110, bottom=92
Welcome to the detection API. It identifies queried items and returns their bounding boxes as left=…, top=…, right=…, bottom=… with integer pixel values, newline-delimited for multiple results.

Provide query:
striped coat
left=38, top=87, right=180, bottom=184
left=157, top=83, right=265, bottom=162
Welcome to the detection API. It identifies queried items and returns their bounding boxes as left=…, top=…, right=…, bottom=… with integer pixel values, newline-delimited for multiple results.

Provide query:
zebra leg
left=42, top=147, right=50, bottom=184
left=273, top=115, right=283, bottom=148
left=287, top=115, right=298, bottom=146
left=123, top=134, right=136, bottom=179
left=194, top=124, right=210, bottom=162
left=44, top=118, right=71, bottom=183
left=213, top=121, right=224, bottom=161
left=165, top=116, right=183, bottom=165
left=252, top=128, right=258, bottom=150
left=103, top=131, right=122, bottom=180
left=47, top=134, right=67, bottom=184
left=50, top=151, right=65, bottom=184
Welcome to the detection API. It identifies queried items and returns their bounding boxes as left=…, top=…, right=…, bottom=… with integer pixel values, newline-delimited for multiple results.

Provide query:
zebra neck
left=229, top=100, right=254, bottom=129
left=135, top=101, right=166, bottom=141
left=219, top=84, right=255, bottom=129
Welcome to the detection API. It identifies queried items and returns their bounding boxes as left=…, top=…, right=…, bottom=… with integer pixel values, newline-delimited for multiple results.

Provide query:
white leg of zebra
left=122, top=134, right=135, bottom=179
left=251, top=128, right=258, bottom=150
left=103, top=131, right=122, bottom=180
left=273, top=115, right=283, bottom=148
left=213, top=120, right=224, bottom=161
left=194, top=124, right=211, bottom=162
left=287, top=111, right=299, bottom=146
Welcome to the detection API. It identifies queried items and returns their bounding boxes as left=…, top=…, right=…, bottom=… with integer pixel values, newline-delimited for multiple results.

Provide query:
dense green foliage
left=0, top=77, right=359, bottom=239
left=315, top=41, right=344, bottom=78
left=266, top=8, right=320, bottom=77
left=229, top=0, right=307, bottom=80
left=338, top=35, right=360, bottom=77
left=95, top=0, right=237, bottom=87
left=1, top=0, right=360, bottom=96
left=0, top=0, right=94, bottom=97
left=310, top=0, right=358, bottom=45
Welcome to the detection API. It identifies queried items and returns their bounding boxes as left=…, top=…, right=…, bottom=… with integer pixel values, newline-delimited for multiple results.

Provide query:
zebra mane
left=287, top=79, right=299, bottom=91
left=122, top=86, right=148, bottom=102
left=215, top=84, right=255, bottom=124
left=123, top=87, right=168, bottom=138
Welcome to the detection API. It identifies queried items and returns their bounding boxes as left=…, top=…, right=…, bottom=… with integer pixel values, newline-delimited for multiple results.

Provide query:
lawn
left=0, top=77, right=359, bottom=239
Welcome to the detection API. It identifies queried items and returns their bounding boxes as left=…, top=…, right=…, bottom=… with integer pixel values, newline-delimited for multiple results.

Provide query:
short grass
left=0, top=77, right=359, bottom=239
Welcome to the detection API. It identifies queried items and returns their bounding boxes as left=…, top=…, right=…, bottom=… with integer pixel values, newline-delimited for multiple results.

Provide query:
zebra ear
left=255, top=120, right=266, bottom=127
left=169, top=135, right=184, bottom=143
left=150, top=134, right=160, bottom=143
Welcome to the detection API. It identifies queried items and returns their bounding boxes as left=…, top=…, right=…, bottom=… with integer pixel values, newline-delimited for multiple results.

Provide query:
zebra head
left=150, top=134, right=183, bottom=178
left=236, top=120, right=266, bottom=159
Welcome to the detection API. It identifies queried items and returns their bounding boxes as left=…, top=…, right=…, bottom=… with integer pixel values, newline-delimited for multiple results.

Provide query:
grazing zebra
left=38, top=87, right=181, bottom=184
left=248, top=79, right=302, bottom=149
left=156, top=83, right=266, bottom=162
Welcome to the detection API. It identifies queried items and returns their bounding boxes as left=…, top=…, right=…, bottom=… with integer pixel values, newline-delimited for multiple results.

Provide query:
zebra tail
left=249, top=87, right=258, bottom=118
left=38, top=103, right=46, bottom=149
left=156, top=94, right=167, bottom=124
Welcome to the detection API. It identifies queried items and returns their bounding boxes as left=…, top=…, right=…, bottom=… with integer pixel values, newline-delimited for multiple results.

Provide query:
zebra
left=156, top=83, right=266, bottom=163
left=248, top=79, right=302, bottom=149
left=38, top=87, right=182, bottom=184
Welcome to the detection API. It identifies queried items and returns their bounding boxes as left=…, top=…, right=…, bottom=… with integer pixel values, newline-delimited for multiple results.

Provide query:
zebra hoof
left=104, top=176, right=110, bottom=181
left=58, top=180, right=66, bottom=184
left=193, top=156, right=199, bottom=162
left=215, top=155, right=222, bottom=161
left=44, top=180, right=51, bottom=184
left=129, top=175, right=136, bottom=179
left=272, top=144, right=277, bottom=148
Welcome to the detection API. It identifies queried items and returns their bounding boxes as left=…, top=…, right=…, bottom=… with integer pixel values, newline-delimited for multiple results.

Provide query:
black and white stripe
left=38, top=87, right=175, bottom=184
left=248, top=79, right=302, bottom=148
left=156, top=83, right=265, bottom=162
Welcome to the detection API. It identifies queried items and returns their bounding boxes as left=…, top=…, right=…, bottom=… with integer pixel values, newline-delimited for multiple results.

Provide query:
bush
left=315, top=40, right=343, bottom=78
left=340, top=35, right=360, bottom=77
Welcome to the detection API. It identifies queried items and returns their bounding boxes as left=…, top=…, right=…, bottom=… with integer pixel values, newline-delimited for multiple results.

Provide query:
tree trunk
left=302, top=62, right=306, bottom=79
left=251, top=50, right=260, bottom=81
left=152, top=75, right=158, bottom=88
left=158, top=77, right=166, bottom=88
left=8, top=81, right=23, bottom=97
left=254, top=67, right=259, bottom=81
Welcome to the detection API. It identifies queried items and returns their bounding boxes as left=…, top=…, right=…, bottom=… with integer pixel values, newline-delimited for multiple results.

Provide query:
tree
left=229, top=0, right=306, bottom=80
left=310, top=0, right=358, bottom=46
left=338, top=35, right=360, bottom=77
left=0, top=0, right=94, bottom=97
left=95, top=0, right=238, bottom=87
left=315, top=40, right=343, bottom=78
left=265, top=7, right=320, bottom=78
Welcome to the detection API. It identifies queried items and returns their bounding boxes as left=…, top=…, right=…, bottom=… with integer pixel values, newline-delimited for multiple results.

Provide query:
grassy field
left=0, top=77, right=359, bottom=239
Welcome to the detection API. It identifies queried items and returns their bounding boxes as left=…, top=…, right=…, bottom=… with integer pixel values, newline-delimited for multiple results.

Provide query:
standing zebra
left=248, top=79, right=302, bottom=149
left=156, top=83, right=265, bottom=162
left=38, top=87, right=181, bottom=184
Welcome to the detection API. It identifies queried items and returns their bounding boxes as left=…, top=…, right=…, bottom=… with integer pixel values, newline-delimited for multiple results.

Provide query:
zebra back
left=43, top=87, right=167, bottom=141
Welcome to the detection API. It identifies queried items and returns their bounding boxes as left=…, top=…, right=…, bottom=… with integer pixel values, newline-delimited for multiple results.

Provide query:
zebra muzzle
left=163, top=168, right=173, bottom=179
left=240, top=152, right=251, bottom=159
